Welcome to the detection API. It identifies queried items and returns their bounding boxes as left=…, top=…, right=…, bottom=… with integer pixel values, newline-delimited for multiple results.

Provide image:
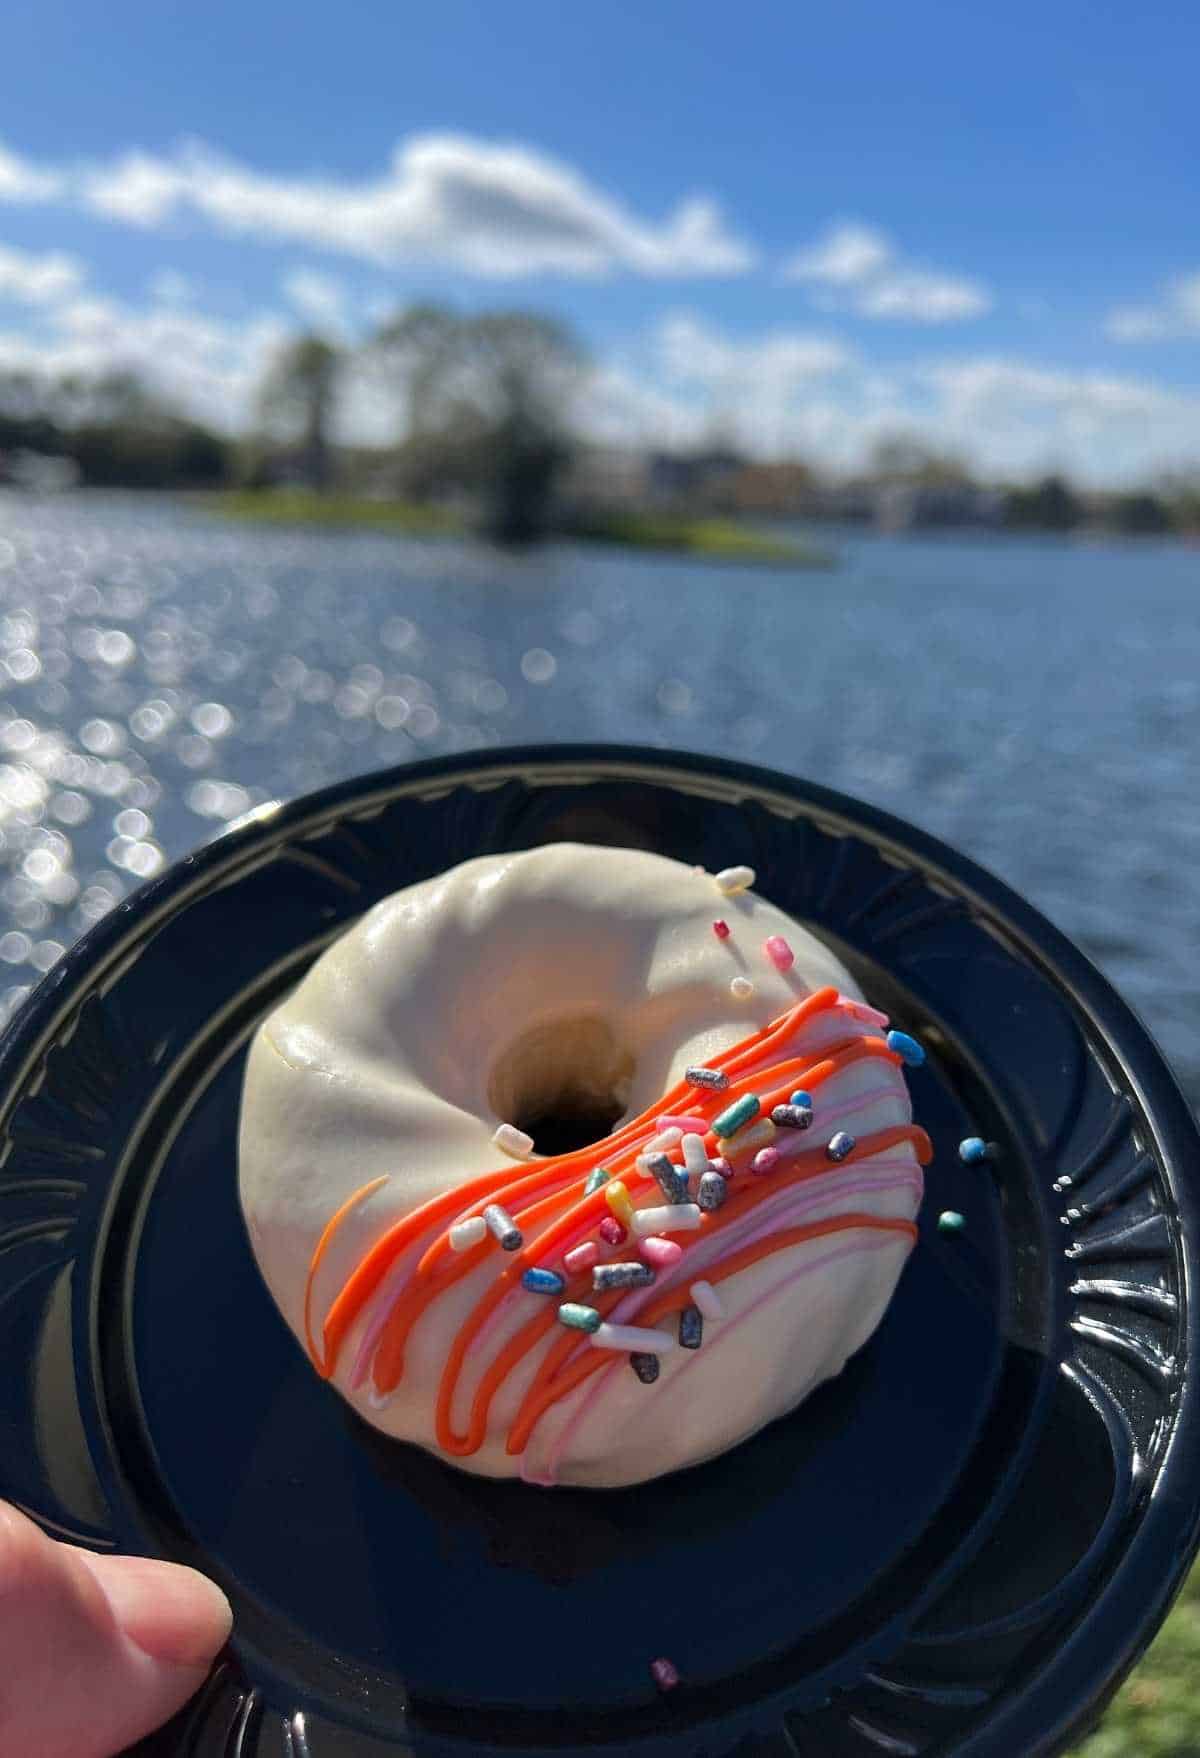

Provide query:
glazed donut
left=238, top=843, right=929, bottom=1488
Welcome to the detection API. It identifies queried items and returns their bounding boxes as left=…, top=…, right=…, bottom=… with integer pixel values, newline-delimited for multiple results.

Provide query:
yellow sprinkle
left=605, top=1179, right=636, bottom=1229
left=724, top=1118, right=778, bottom=1162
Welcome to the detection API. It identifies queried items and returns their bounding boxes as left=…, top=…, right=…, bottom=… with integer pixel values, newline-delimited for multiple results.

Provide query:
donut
left=238, top=843, right=929, bottom=1488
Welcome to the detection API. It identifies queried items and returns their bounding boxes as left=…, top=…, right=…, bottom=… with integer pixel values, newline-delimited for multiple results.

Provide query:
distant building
left=872, top=481, right=1005, bottom=531
left=562, top=445, right=651, bottom=508
left=646, top=448, right=744, bottom=506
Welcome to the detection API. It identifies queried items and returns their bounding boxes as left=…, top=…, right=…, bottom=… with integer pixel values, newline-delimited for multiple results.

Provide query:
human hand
left=0, top=1498, right=232, bottom=1758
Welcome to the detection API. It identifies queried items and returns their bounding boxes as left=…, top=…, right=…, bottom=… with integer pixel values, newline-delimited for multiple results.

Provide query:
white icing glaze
left=238, top=842, right=923, bottom=1487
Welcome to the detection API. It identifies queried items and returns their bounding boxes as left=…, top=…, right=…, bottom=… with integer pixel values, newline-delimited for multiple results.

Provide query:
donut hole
left=488, top=1015, right=635, bottom=1156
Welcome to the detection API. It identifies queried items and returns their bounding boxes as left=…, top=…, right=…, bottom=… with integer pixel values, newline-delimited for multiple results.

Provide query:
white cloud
left=0, top=295, right=289, bottom=432
left=283, top=267, right=346, bottom=329
left=76, top=133, right=753, bottom=279
left=915, top=355, right=1200, bottom=479
left=574, top=313, right=864, bottom=459
left=659, top=311, right=853, bottom=386
left=577, top=317, right=1200, bottom=483
left=1105, top=271, right=1200, bottom=342
left=0, top=244, right=83, bottom=305
left=855, top=270, right=988, bottom=323
left=658, top=313, right=860, bottom=454
left=84, top=150, right=187, bottom=226
left=784, top=220, right=990, bottom=323
left=786, top=222, right=891, bottom=286
left=0, top=140, right=63, bottom=204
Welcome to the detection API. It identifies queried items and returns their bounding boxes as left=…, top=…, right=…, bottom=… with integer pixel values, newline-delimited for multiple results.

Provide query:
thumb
left=0, top=1501, right=232, bottom=1758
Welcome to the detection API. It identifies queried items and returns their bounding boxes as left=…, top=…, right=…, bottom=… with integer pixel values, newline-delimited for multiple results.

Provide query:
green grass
left=214, top=490, right=463, bottom=535
left=1070, top=1567, right=1200, bottom=1756
left=568, top=508, right=836, bottom=567
left=211, top=491, right=835, bottom=567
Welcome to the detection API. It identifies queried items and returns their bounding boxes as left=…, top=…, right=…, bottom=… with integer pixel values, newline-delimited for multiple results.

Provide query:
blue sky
left=1, top=0, right=1198, bottom=481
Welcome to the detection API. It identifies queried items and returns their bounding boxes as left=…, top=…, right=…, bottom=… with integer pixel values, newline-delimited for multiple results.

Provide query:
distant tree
left=0, top=369, right=65, bottom=457
left=1003, top=474, right=1082, bottom=532
left=868, top=435, right=972, bottom=486
left=369, top=305, right=586, bottom=541
left=1155, top=470, right=1200, bottom=533
left=1107, top=492, right=1172, bottom=536
left=371, top=302, right=460, bottom=442
left=257, top=335, right=341, bottom=490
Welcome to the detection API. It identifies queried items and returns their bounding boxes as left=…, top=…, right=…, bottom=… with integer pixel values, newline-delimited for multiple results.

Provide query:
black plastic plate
left=1, top=745, right=1197, bottom=1758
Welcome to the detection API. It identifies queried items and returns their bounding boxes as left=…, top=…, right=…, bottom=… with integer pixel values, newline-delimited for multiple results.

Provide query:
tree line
left=249, top=304, right=584, bottom=540
left=2, top=304, right=1199, bottom=540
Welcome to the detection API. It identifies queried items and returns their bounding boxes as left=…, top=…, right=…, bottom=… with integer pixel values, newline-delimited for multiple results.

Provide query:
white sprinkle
left=682, top=1132, right=710, bottom=1174
left=690, top=1279, right=724, bottom=1320
left=647, top=1127, right=683, bottom=1153
left=730, top=976, right=755, bottom=1000
left=634, top=1202, right=703, bottom=1237
left=449, top=1216, right=487, bottom=1252
left=590, top=1322, right=678, bottom=1354
left=491, top=1122, right=536, bottom=1160
left=714, top=865, right=755, bottom=896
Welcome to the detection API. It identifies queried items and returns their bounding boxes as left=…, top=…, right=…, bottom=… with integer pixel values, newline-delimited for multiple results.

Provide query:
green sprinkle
left=584, top=1166, right=611, bottom=1195
left=712, top=1092, right=760, bottom=1138
left=558, top=1301, right=603, bottom=1334
left=938, top=1210, right=966, bottom=1235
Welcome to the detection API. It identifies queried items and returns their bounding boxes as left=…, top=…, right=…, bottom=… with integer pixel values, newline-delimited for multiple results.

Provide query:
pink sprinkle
left=710, top=1154, right=734, bottom=1179
left=650, top=1657, right=680, bottom=1692
left=598, top=1217, right=627, bottom=1246
left=658, top=1112, right=708, bottom=1135
left=713, top=919, right=730, bottom=939
left=563, top=1241, right=599, bottom=1275
left=752, top=1146, right=780, bottom=1176
left=639, top=1235, right=684, bottom=1269
left=764, top=934, right=795, bottom=970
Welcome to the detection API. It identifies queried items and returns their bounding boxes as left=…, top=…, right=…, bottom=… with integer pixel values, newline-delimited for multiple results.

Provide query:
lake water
left=0, top=492, right=1196, bottom=1110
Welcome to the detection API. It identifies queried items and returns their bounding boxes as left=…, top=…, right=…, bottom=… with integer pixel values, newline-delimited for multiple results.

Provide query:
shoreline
left=208, top=491, right=838, bottom=569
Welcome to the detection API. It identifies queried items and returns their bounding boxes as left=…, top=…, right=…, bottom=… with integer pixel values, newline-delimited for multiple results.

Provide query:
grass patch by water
left=212, top=491, right=835, bottom=567
left=214, top=490, right=461, bottom=535
left=566, top=509, right=834, bottom=567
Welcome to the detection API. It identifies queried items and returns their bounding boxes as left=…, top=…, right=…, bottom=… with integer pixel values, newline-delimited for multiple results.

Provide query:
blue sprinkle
left=521, top=1267, right=565, bottom=1295
left=630, top=1352, right=660, bottom=1383
left=788, top=1090, right=812, bottom=1109
left=679, top=1306, right=704, bottom=1349
left=938, top=1210, right=966, bottom=1235
left=826, top=1131, right=856, bottom=1162
left=958, top=1136, right=988, bottom=1165
left=886, top=1029, right=926, bottom=1068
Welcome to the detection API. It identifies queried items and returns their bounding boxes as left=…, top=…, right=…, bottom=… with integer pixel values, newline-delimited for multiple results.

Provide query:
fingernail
left=84, top=1553, right=233, bottom=1668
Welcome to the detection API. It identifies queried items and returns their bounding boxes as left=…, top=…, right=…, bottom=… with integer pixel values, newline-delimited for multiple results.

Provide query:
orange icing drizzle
left=301, top=986, right=932, bottom=1459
